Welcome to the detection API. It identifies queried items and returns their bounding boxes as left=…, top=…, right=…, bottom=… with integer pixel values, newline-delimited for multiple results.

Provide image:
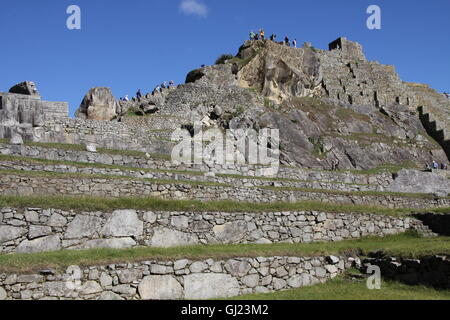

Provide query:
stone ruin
left=0, top=81, right=68, bottom=141
left=1, top=37, right=450, bottom=170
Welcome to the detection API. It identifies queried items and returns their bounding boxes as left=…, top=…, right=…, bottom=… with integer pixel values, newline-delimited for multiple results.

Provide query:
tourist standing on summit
left=284, top=36, right=290, bottom=46
left=270, top=34, right=277, bottom=41
left=136, top=89, right=142, bottom=99
left=292, top=39, right=297, bottom=48
left=260, top=29, right=265, bottom=40
left=249, top=31, right=256, bottom=40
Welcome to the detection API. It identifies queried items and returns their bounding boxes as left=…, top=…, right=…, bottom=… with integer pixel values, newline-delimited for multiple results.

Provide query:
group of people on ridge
left=427, top=161, right=448, bottom=171
left=249, top=29, right=297, bottom=48
left=119, top=81, right=176, bottom=102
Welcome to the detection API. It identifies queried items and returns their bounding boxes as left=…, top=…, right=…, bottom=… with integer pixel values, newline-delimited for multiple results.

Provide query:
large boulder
left=148, top=227, right=199, bottom=248
left=183, top=274, right=240, bottom=299
left=16, top=235, right=61, bottom=253
left=9, top=81, right=40, bottom=97
left=75, top=87, right=118, bottom=121
left=387, top=169, right=450, bottom=196
left=138, top=275, right=183, bottom=300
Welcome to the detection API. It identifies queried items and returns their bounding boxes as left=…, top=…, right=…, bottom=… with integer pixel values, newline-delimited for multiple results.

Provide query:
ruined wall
left=0, top=93, right=68, bottom=140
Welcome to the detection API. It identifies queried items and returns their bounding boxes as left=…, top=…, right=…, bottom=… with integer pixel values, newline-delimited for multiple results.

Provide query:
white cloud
left=179, top=0, right=209, bottom=18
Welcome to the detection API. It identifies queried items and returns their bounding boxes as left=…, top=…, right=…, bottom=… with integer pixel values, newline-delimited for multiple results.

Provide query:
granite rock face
left=76, top=87, right=118, bottom=121
left=115, top=38, right=449, bottom=170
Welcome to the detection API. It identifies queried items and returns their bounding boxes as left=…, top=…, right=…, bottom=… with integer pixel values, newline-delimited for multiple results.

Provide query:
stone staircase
left=418, top=106, right=450, bottom=159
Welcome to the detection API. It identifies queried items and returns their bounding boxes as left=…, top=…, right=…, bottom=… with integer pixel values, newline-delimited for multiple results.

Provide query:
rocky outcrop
left=9, top=81, right=40, bottom=98
left=75, top=87, right=118, bottom=121
left=388, top=169, right=450, bottom=196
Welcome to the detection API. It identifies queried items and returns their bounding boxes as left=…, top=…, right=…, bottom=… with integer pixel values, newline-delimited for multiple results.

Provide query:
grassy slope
left=0, top=233, right=449, bottom=273
left=231, top=276, right=450, bottom=300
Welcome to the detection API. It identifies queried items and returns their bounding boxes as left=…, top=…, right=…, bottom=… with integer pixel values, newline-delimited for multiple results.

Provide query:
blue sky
left=1, top=0, right=449, bottom=116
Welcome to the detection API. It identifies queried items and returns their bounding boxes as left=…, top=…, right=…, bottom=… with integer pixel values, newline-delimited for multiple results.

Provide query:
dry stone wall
left=1, top=174, right=448, bottom=209
left=0, top=207, right=434, bottom=254
left=0, top=160, right=382, bottom=193
left=0, top=255, right=356, bottom=300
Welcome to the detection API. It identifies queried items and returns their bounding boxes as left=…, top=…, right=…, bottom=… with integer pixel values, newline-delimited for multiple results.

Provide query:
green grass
left=0, top=194, right=447, bottom=216
left=0, top=233, right=448, bottom=273
left=347, top=161, right=419, bottom=175
left=231, top=275, right=450, bottom=300
left=0, top=168, right=229, bottom=188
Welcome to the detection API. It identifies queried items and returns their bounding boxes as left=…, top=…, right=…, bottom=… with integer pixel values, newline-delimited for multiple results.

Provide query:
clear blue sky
left=1, top=0, right=449, bottom=116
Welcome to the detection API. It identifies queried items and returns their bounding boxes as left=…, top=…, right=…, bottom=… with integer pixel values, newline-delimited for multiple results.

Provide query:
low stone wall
left=0, top=174, right=448, bottom=209
left=0, top=207, right=433, bottom=254
left=0, top=143, right=394, bottom=185
left=363, top=255, right=450, bottom=289
left=0, top=255, right=356, bottom=300
left=0, top=160, right=381, bottom=193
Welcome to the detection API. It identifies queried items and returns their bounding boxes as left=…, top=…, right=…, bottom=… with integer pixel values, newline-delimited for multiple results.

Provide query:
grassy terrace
left=0, top=167, right=445, bottom=200
left=232, top=275, right=450, bottom=300
left=0, top=195, right=434, bottom=216
left=0, top=233, right=448, bottom=273
left=0, top=139, right=419, bottom=176
left=0, top=154, right=373, bottom=187
left=0, top=139, right=172, bottom=161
